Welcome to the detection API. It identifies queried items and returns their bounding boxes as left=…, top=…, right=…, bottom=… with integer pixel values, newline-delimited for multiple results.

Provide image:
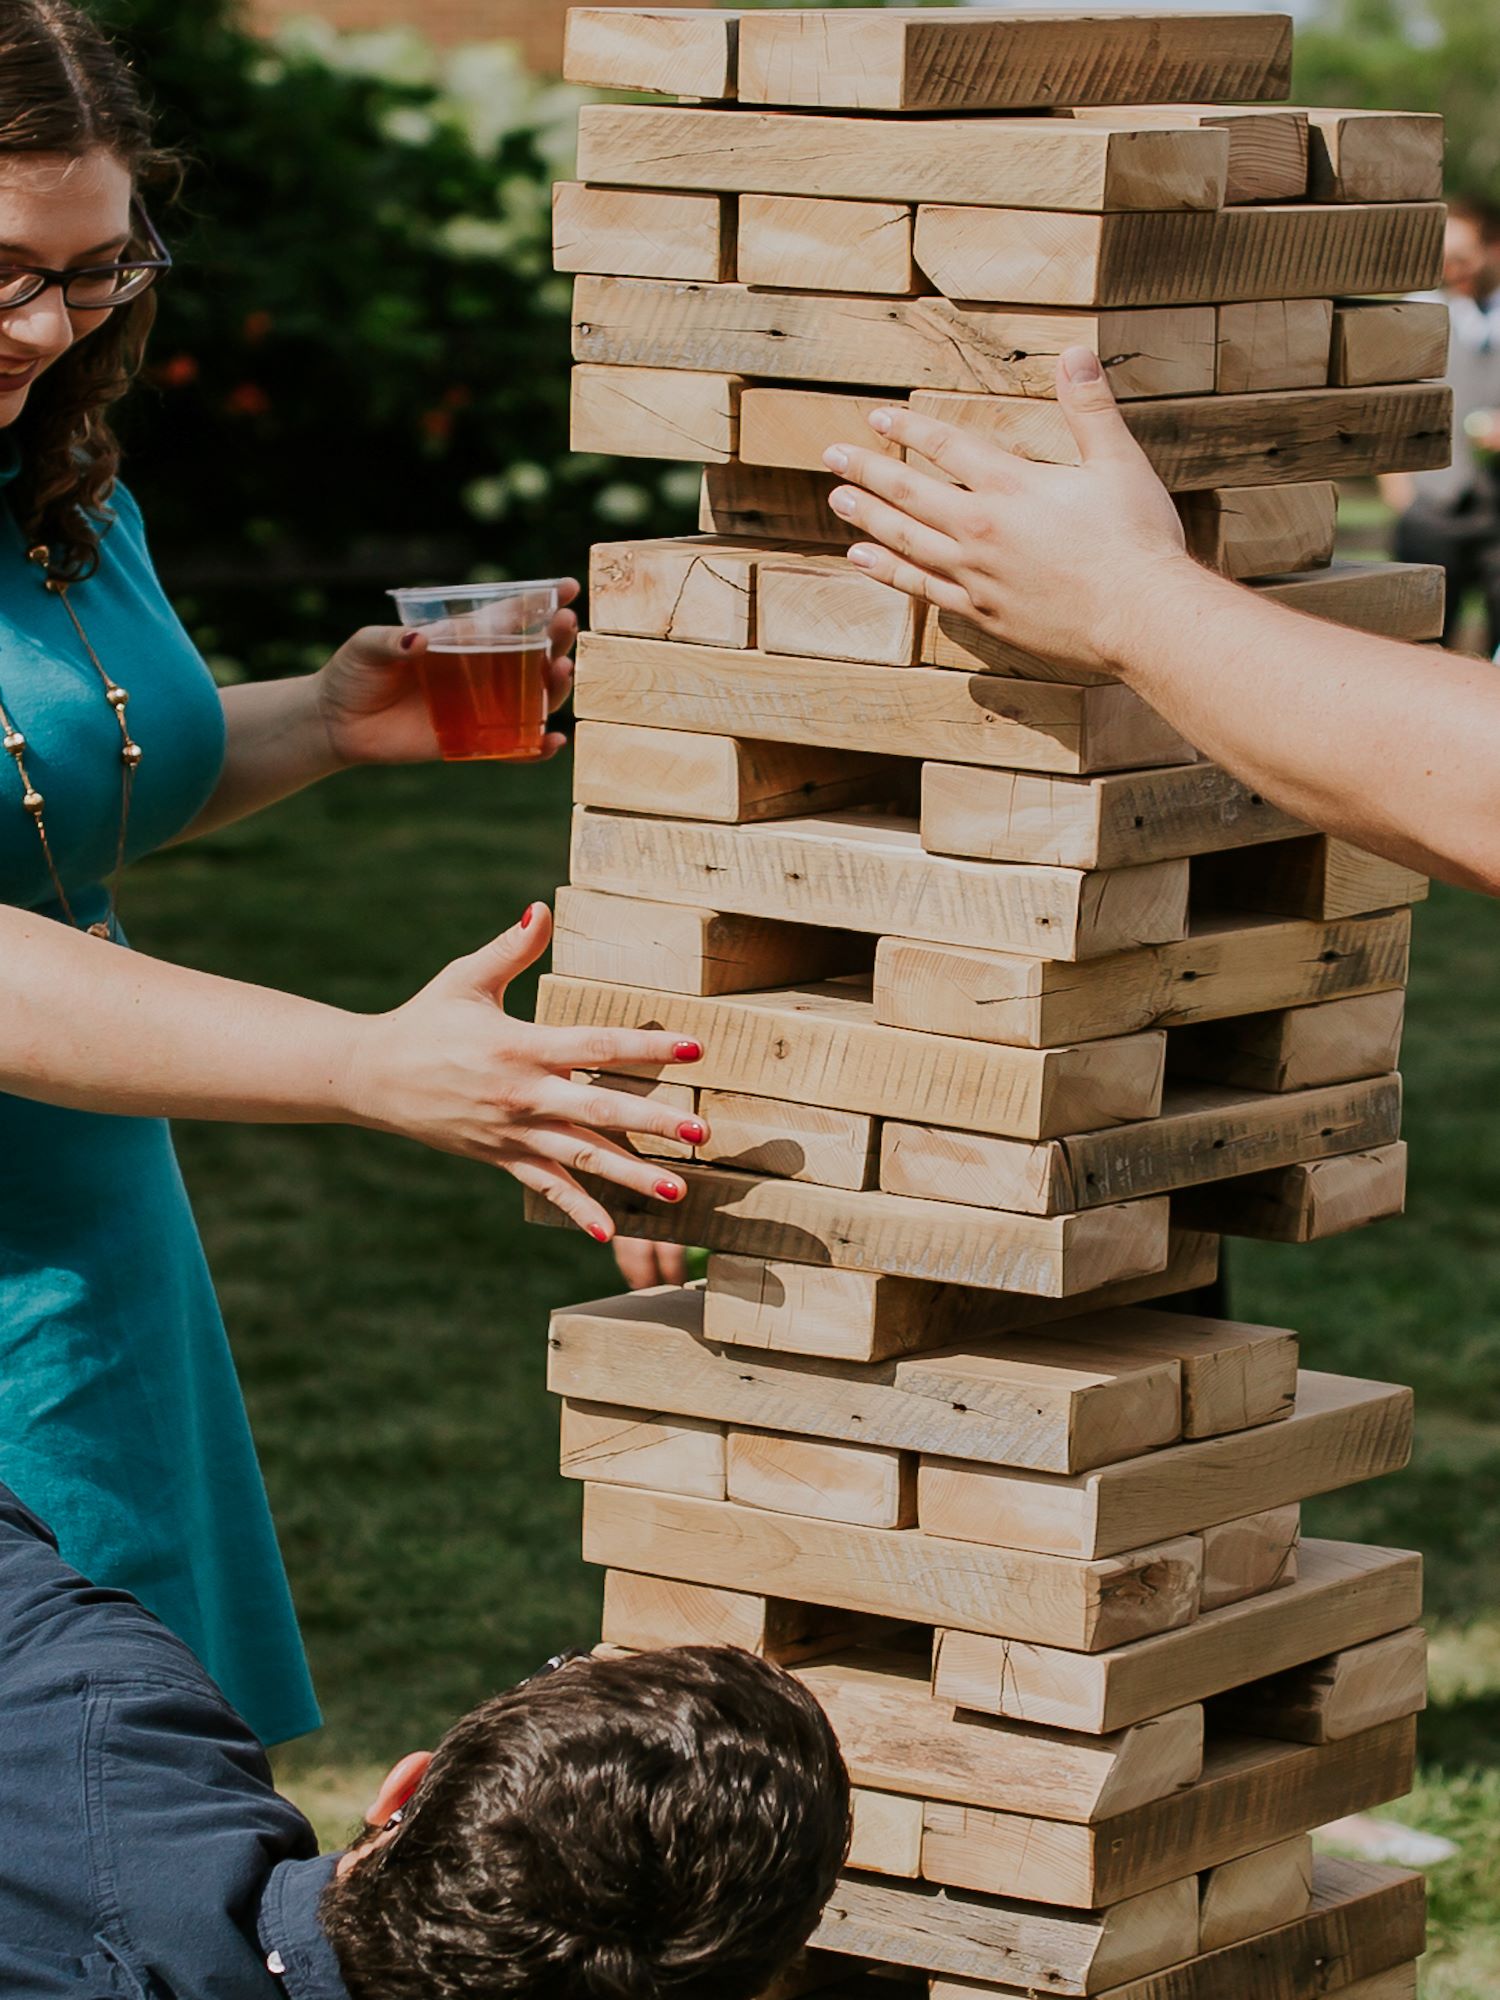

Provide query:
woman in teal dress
left=0, top=0, right=704, bottom=1745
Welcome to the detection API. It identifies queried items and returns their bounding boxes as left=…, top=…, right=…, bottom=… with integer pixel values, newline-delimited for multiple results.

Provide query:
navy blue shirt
left=0, top=1483, right=349, bottom=1999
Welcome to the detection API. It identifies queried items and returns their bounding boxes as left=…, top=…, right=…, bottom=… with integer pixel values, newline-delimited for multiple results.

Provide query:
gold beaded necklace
left=0, top=543, right=141, bottom=940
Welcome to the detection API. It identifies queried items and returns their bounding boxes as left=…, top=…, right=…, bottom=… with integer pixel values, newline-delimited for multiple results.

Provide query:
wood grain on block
left=795, top=1651, right=1203, bottom=1820
left=572, top=724, right=909, bottom=825
left=879, top=1075, right=1403, bottom=1217
left=547, top=1284, right=1183, bottom=1473
left=1175, top=1142, right=1409, bottom=1243
left=917, top=1371, right=1413, bottom=1557
left=912, top=202, right=1443, bottom=309
left=588, top=535, right=778, bottom=648
left=1192, top=838, right=1429, bottom=922
left=757, top=557, right=920, bottom=667
left=737, top=194, right=918, bottom=295
left=1199, top=1835, right=1315, bottom=1953
left=570, top=806, right=1190, bottom=961
left=740, top=392, right=906, bottom=475
left=570, top=363, right=741, bottom=462
left=727, top=1431, right=914, bottom=1527
left=920, top=762, right=1304, bottom=871
left=1331, top=300, right=1449, bottom=387
left=848, top=1787, right=923, bottom=1878
left=873, top=910, right=1411, bottom=1051
left=562, top=8, right=741, bottom=98
left=1210, top=1626, right=1428, bottom=1744
left=737, top=11, right=1292, bottom=113
left=1216, top=299, right=1333, bottom=393
left=697, top=1089, right=877, bottom=1190
left=569, top=1068, right=693, bottom=1161
left=552, top=183, right=732, bottom=282
left=581, top=1482, right=1205, bottom=1652
left=905, top=384, right=1452, bottom=490
left=600, top=1570, right=887, bottom=1664
left=700, top=1235, right=1221, bottom=1367
left=1256, top=560, right=1445, bottom=640
left=558, top=1398, right=725, bottom=1499
left=1071, top=105, right=1308, bottom=204
left=537, top=973, right=1168, bottom=1138
left=920, top=1724, right=1416, bottom=1911
left=1199, top=1504, right=1301, bottom=1611
left=698, top=465, right=851, bottom=547
left=575, top=632, right=1197, bottom=776
left=575, top=105, right=1228, bottom=212
left=1168, top=989, right=1405, bottom=1093
left=1306, top=109, right=1446, bottom=202
left=811, top=1872, right=1200, bottom=1994
left=1177, top=483, right=1337, bottom=582
left=551, top=887, right=867, bottom=998
left=932, top=1539, right=1422, bottom=1734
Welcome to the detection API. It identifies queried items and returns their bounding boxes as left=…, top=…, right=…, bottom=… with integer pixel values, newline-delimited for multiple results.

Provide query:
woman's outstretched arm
left=821, top=353, right=1500, bottom=898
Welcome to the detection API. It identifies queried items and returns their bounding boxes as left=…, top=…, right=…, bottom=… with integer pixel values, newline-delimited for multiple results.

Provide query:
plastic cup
left=389, top=578, right=563, bottom=762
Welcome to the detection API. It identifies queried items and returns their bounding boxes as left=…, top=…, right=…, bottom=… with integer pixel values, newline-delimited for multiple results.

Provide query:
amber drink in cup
left=389, top=579, right=562, bottom=762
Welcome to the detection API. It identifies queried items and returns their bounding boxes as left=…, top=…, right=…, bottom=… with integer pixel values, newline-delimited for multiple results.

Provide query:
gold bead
left=3, top=729, right=24, bottom=754
left=87, top=921, right=112, bottom=940
left=22, top=788, right=44, bottom=815
left=121, top=740, right=143, bottom=769
left=106, top=685, right=129, bottom=710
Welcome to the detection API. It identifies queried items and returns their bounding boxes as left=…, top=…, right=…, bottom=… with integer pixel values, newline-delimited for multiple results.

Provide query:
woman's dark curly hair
left=0, top=0, right=176, bottom=578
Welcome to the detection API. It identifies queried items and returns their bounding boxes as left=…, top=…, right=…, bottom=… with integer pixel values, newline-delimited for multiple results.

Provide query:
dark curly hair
left=320, top=1646, right=852, bottom=2000
left=0, top=0, right=176, bottom=578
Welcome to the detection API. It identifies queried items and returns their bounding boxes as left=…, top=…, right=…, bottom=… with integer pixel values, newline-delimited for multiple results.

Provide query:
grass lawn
left=123, top=746, right=1500, bottom=1995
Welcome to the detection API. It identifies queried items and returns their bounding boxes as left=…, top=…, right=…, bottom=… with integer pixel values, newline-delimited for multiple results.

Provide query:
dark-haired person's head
left=320, top=1646, right=851, bottom=2000
left=1445, top=196, right=1500, bottom=300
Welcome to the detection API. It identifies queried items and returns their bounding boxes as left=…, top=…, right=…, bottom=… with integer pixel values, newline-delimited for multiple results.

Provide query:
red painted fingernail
left=655, top=1180, right=684, bottom=1202
left=520, top=904, right=534, bottom=929
left=400, top=631, right=419, bottom=651
left=672, top=1040, right=702, bottom=1063
left=586, top=1223, right=610, bottom=1243
left=678, top=1119, right=707, bottom=1145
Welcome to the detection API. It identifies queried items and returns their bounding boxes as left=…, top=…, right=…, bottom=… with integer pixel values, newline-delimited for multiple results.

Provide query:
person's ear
left=365, top=1749, right=433, bottom=1828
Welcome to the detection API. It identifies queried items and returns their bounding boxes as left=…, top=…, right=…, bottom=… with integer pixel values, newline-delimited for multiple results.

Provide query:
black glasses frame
left=0, top=198, right=172, bottom=311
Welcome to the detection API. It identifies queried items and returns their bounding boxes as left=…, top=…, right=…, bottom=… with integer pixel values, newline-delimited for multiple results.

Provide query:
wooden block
left=548, top=1284, right=1183, bottom=1473
left=551, top=886, right=867, bottom=997
left=873, top=910, right=1411, bottom=1050
left=1192, top=839, right=1428, bottom=922
left=737, top=12, right=1292, bottom=113
left=811, top=1873, right=1200, bottom=1994
left=600, top=1570, right=885, bottom=1664
left=563, top=8, right=741, bottom=99
left=576, top=632, right=1198, bottom=776
left=1072, top=106, right=1308, bottom=204
left=921, top=1726, right=1410, bottom=1910
left=569, top=1069, right=693, bottom=1161
left=1306, top=110, right=1445, bottom=202
left=796, top=1651, right=1203, bottom=1821
left=1168, top=990, right=1405, bottom=1093
left=740, top=393, right=905, bottom=477
left=912, top=203, right=1442, bottom=310
left=848, top=1787, right=923, bottom=1878
left=1200, top=1836, right=1314, bottom=1952
left=738, top=194, right=918, bottom=295
left=588, top=536, right=774, bottom=648
left=697, top=1089, right=877, bottom=1190
left=698, top=465, right=851, bottom=548
left=920, top=763, right=1304, bottom=871
left=571, top=807, right=1190, bottom=962
left=581, top=1482, right=1205, bottom=1653
left=572, top=724, right=908, bottom=825
left=757, top=557, right=920, bottom=667
left=1174, top=1142, right=1408, bottom=1243
left=931, top=1539, right=1423, bottom=1734
left=1216, top=300, right=1333, bottom=393
left=552, top=183, right=732, bottom=282
left=576, top=276, right=1217, bottom=397
left=1255, top=561, right=1445, bottom=640
left=1199, top=1505, right=1301, bottom=1611
left=536, top=974, right=1169, bottom=1140
left=926, top=1856, right=1423, bottom=2000
left=1177, top=483, right=1337, bottom=583
left=575, top=105, right=1229, bottom=212
left=1330, top=300, right=1449, bottom=388
left=917, top=1371, right=1413, bottom=1558
left=570, top=363, right=740, bottom=462
left=879, top=1075, right=1403, bottom=1216
left=728, top=1432, right=914, bottom=1527
left=701, top=1236, right=1221, bottom=1367
left=1210, top=1627, right=1428, bottom=1745
left=905, top=384, right=1452, bottom=491
left=559, top=1398, right=725, bottom=1499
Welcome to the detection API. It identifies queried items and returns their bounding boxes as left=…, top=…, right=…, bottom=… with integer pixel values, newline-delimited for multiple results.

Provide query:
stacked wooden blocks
left=536, top=9, right=1443, bottom=1996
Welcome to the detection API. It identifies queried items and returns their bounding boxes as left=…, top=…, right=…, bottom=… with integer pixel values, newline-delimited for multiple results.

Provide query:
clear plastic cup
left=389, top=579, right=563, bottom=762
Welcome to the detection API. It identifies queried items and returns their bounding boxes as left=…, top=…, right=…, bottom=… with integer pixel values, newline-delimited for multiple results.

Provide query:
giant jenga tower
left=532, top=10, right=1446, bottom=1996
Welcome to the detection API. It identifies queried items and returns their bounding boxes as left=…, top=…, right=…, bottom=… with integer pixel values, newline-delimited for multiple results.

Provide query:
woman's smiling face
left=0, top=148, right=132, bottom=424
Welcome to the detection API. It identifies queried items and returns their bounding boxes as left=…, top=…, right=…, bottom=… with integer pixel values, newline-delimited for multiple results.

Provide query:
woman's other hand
left=612, top=1238, right=689, bottom=1290
left=341, top=903, right=707, bottom=1241
left=316, top=580, right=580, bottom=767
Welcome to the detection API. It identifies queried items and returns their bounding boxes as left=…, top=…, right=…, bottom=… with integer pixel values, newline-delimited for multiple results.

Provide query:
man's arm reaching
left=821, top=349, right=1500, bottom=899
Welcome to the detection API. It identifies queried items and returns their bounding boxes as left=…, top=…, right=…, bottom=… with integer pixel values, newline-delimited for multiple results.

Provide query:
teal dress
left=0, top=453, right=320, bottom=1747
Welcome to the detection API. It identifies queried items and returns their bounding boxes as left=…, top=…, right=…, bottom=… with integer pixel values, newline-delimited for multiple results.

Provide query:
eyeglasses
left=0, top=199, right=171, bottom=313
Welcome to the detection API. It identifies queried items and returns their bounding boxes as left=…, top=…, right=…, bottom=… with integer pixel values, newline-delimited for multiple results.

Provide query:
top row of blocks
left=564, top=7, right=1296, bottom=114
